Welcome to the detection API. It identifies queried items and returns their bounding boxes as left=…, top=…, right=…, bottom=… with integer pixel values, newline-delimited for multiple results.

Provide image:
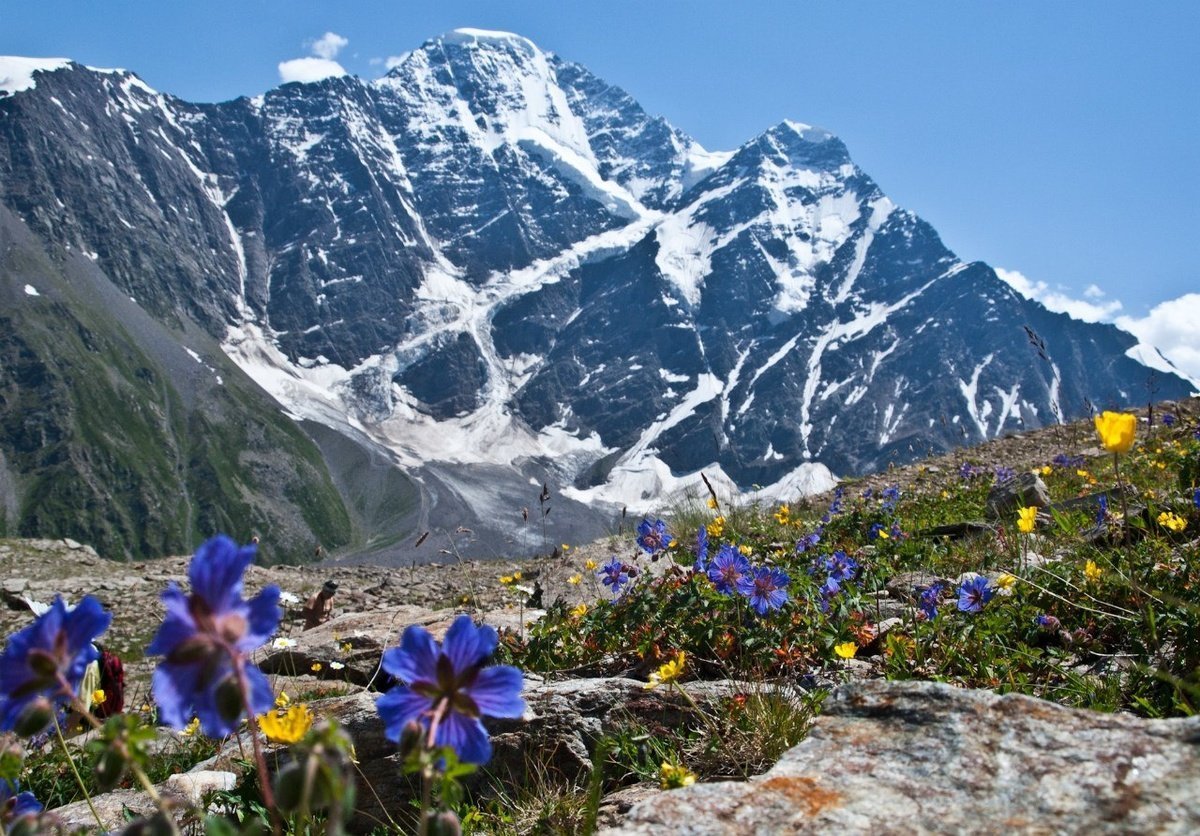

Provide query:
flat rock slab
left=607, top=680, right=1200, bottom=835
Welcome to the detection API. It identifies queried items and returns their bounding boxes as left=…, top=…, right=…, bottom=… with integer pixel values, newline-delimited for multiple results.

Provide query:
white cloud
left=385, top=55, right=409, bottom=70
left=995, top=268, right=1124, bottom=322
left=278, top=57, right=347, bottom=84
left=310, top=32, right=349, bottom=60
left=1116, top=294, right=1200, bottom=383
left=996, top=266, right=1200, bottom=385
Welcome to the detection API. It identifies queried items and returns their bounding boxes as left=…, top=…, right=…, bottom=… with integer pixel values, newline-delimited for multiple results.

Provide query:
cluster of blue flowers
left=597, top=557, right=636, bottom=594
left=1052, top=453, right=1085, bottom=469
left=795, top=526, right=822, bottom=554
left=916, top=582, right=945, bottom=621
left=0, top=533, right=528, bottom=825
left=704, top=544, right=790, bottom=615
left=809, top=550, right=858, bottom=612
left=821, top=487, right=846, bottom=523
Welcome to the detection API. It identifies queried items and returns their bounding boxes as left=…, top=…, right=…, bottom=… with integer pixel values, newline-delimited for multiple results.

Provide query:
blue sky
left=4, top=0, right=1198, bottom=375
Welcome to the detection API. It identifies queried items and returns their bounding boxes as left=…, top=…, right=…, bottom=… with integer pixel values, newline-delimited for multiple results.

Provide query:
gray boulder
left=985, top=471, right=1051, bottom=520
left=607, top=679, right=1200, bottom=834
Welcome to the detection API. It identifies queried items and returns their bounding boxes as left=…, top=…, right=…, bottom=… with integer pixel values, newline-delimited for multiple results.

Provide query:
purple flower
left=597, top=558, right=630, bottom=594
left=376, top=616, right=525, bottom=765
left=959, top=462, right=981, bottom=481
left=889, top=522, right=903, bottom=539
left=1034, top=614, right=1061, bottom=631
left=956, top=576, right=995, bottom=614
left=0, top=596, right=110, bottom=734
left=1162, top=413, right=1176, bottom=427
left=1096, top=494, right=1109, bottom=525
left=821, top=487, right=845, bottom=522
left=868, top=523, right=886, bottom=540
left=636, top=518, right=670, bottom=554
left=881, top=485, right=900, bottom=512
left=917, top=582, right=945, bottom=621
left=146, top=535, right=281, bottom=737
left=795, top=527, right=822, bottom=554
left=737, top=566, right=790, bottom=615
left=1193, top=487, right=1200, bottom=510
left=1, top=779, right=42, bottom=826
left=1052, top=453, right=1084, bottom=469
left=693, top=526, right=709, bottom=573
left=707, top=546, right=751, bottom=595
left=994, top=466, right=1015, bottom=484
left=824, top=551, right=858, bottom=584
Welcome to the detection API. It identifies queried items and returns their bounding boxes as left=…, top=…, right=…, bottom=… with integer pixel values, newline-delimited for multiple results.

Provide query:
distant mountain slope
left=0, top=34, right=1191, bottom=560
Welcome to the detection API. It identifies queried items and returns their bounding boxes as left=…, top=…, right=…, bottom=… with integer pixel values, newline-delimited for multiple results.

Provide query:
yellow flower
left=181, top=717, right=201, bottom=737
left=1084, top=560, right=1103, bottom=583
left=568, top=573, right=582, bottom=585
left=1040, top=465, right=1052, bottom=476
left=1016, top=506, right=1038, bottom=534
left=311, top=662, right=322, bottom=672
left=570, top=603, right=588, bottom=618
left=940, top=490, right=950, bottom=499
left=561, top=544, right=570, bottom=552
left=659, top=761, right=697, bottom=789
left=834, top=642, right=858, bottom=660
left=706, top=496, right=719, bottom=510
left=91, top=689, right=106, bottom=706
left=341, top=642, right=352, bottom=653
left=499, top=574, right=515, bottom=585
left=774, top=504, right=791, bottom=524
left=584, top=559, right=598, bottom=571
left=275, top=692, right=291, bottom=709
left=645, top=651, right=686, bottom=689
left=707, top=516, right=725, bottom=537
left=1157, top=511, right=1187, bottom=532
left=1094, top=411, right=1136, bottom=454
left=738, top=544, right=753, bottom=556
left=257, top=704, right=313, bottom=745
left=995, top=573, right=1016, bottom=591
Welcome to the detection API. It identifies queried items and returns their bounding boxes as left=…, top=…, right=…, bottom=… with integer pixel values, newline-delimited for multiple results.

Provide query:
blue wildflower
left=597, top=558, right=630, bottom=594
left=0, top=596, right=110, bottom=734
left=1, top=779, right=42, bottom=828
left=707, top=546, right=751, bottom=596
left=868, top=523, right=886, bottom=540
left=376, top=615, right=525, bottom=765
left=1193, top=487, right=1200, bottom=509
left=1096, top=494, right=1109, bottom=525
left=959, top=462, right=980, bottom=481
left=146, top=535, right=281, bottom=737
left=795, top=527, right=822, bottom=554
left=737, top=566, right=790, bottom=615
left=957, top=576, right=995, bottom=614
left=693, top=526, right=709, bottom=573
left=1162, top=413, right=1175, bottom=426
left=636, top=518, right=670, bottom=554
left=916, top=582, right=944, bottom=621
left=821, top=487, right=845, bottom=522
left=881, top=485, right=900, bottom=512
left=1034, top=614, right=1062, bottom=631
left=994, top=466, right=1015, bottom=484
left=824, top=551, right=858, bottom=584
left=1052, top=453, right=1084, bottom=469
left=890, top=522, right=903, bottom=539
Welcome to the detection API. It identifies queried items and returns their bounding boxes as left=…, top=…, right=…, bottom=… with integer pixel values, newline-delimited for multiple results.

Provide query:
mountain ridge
left=0, top=32, right=1193, bottom=561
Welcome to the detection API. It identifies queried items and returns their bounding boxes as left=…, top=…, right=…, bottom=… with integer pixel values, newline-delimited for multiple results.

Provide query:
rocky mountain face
left=0, top=32, right=1193, bottom=561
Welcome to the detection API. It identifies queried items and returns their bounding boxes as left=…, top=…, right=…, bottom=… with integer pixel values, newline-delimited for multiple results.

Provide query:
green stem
left=232, top=657, right=281, bottom=836
left=52, top=712, right=104, bottom=831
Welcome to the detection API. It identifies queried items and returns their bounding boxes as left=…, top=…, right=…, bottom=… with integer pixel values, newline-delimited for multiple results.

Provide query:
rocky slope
left=1, top=33, right=1194, bottom=564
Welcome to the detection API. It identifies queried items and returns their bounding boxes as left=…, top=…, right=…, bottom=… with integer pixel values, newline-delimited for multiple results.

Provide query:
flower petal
left=436, top=710, right=491, bottom=764
left=238, top=587, right=283, bottom=651
left=442, top=616, right=497, bottom=674
left=465, top=665, right=525, bottom=718
left=152, top=662, right=202, bottom=730
left=376, top=686, right=433, bottom=742
left=188, top=535, right=253, bottom=612
left=382, top=625, right=439, bottom=683
left=145, top=585, right=196, bottom=656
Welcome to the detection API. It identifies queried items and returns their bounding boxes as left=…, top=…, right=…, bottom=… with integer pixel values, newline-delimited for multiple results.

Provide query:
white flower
left=329, top=661, right=345, bottom=670
left=272, top=637, right=298, bottom=649
left=279, top=591, right=301, bottom=605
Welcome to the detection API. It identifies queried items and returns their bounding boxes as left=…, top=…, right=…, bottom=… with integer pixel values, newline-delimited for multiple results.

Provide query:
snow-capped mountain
left=0, top=31, right=1192, bottom=561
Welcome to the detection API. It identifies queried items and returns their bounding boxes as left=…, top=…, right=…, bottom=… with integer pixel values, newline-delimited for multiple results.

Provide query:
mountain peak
left=0, top=56, right=73, bottom=96
left=440, top=28, right=542, bottom=56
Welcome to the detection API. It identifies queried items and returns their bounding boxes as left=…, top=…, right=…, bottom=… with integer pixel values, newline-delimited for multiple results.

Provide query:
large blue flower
left=146, top=535, right=281, bottom=737
left=957, top=576, right=995, bottom=614
left=707, top=546, right=750, bottom=596
left=0, top=596, right=110, bottom=734
left=636, top=519, right=670, bottom=555
left=597, top=558, right=631, bottom=594
left=1, top=778, right=42, bottom=828
left=376, top=616, right=525, bottom=765
left=737, top=566, right=790, bottom=615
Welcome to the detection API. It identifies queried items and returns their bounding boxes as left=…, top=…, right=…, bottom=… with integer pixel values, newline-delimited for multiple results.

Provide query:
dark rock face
left=609, top=679, right=1200, bottom=834
left=0, top=33, right=1193, bottom=559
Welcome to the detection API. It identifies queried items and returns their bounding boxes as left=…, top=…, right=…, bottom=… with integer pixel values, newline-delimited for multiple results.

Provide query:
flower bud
left=94, top=743, right=129, bottom=792
left=397, top=719, right=424, bottom=759
left=13, top=697, right=54, bottom=737
left=273, top=762, right=306, bottom=814
left=426, top=810, right=462, bottom=836
left=214, top=677, right=243, bottom=726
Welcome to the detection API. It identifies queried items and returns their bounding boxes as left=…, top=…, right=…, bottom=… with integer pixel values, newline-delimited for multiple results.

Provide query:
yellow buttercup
left=1094, top=411, right=1136, bottom=454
